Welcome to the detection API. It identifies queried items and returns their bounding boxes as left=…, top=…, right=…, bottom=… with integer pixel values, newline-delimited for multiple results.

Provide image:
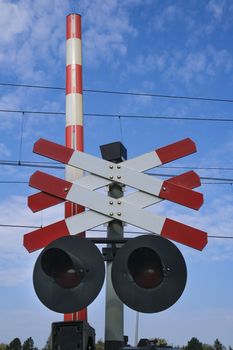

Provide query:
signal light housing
left=33, top=236, right=105, bottom=313
left=33, top=234, right=187, bottom=314
left=111, top=235, right=187, bottom=313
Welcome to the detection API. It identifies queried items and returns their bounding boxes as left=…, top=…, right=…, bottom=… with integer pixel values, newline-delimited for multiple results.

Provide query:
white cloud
left=170, top=46, right=233, bottom=84
left=0, top=0, right=69, bottom=82
left=126, top=45, right=233, bottom=86
left=80, top=0, right=138, bottom=67
left=0, top=143, right=10, bottom=157
left=127, top=53, right=167, bottom=75
left=153, top=4, right=182, bottom=31
left=206, top=0, right=225, bottom=21
left=0, top=266, right=31, bottom=287
left=0, top=0, right=32, bottom=44
left=0, top=194, right=64, bottom=287
left=0, top=0, right=140, bottom=80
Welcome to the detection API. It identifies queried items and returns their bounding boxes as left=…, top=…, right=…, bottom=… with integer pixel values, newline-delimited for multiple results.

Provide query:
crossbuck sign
left=24, top=138, right=207, bottom=253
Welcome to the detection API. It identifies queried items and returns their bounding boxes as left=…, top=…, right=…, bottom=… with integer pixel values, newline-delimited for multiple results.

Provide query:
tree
left=41, top=335, right=51, bottom=350
left=22, top=337, right=35, bottom=350
left=0, top=344, right=7, bottom=350
left=95, top=339, right=104, bottom=350
left=203, top=343, right=214, bottom=350
left=6, top=338, right=21, bottom=350
left=213, top=339, right=225, bottom=350
left=185, top=337, right=203, bottom=350
left=156, top=338, right=168, bottom=347
left=149, top=338, right=168, bottom=347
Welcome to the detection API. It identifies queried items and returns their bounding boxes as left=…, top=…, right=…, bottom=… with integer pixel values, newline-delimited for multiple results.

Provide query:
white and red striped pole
left=65, top=13, right=87, bottom=322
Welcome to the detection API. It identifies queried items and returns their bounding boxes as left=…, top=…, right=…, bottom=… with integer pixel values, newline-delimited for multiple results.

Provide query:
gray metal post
left=100, top=141, right=127, bottom=350
left=104, top=183, right=124, bottom=350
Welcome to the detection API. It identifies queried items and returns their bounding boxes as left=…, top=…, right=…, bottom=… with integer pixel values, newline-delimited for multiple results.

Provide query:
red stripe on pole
left=156, top=138, right=196, bottom=164
left=159, top=180, right=203, bottom=210
left=66, top=64, right=83, bottom=95
left=66, top=125, right=84, bottom=151
left=33, top=138, right=74, bottom=163
left=66, top=13, right=85, bottom=322
left=64, top=314, right=73, bottom=321
left=161, top=218, right=207, bottom=250
left=65, top=201, right=85, bottom=218
left=29, top=171, right=72, bottom=200
left=23, top=220, right=70, bottom=253
left=75, top=309, right=87, bottom=320
left=66, top=14, right=81, bottom=40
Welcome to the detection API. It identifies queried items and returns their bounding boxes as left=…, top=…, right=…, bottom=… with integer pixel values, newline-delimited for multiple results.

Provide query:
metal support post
left=100, top=142, right=127, bottom=350
left=105, top=184, right=124, bottom=350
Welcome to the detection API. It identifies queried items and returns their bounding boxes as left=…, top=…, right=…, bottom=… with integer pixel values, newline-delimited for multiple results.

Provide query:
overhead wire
left=2, top=82, right=233, bottom=104
left=0, top=108, right=233, bottom=122
left=0, top=159, right=232, bottom=172
left=0, top=82, right=233, bottom=239
left=0, top=157, right=233, bottom=184
left=0, top=160, right=232, bottom=182
left=0, top=224, right=233, bottom=240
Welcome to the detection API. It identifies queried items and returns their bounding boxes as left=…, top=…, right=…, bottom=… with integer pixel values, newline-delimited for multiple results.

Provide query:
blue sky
left=0, top=0, right=233, bottom=348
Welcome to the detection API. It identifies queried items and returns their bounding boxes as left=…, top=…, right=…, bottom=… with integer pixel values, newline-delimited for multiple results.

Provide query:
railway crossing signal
left=24, top=137, right=207, bottom=314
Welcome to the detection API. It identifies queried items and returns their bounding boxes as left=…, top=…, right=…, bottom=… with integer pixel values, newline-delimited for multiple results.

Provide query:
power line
left=1, top=224, right=233, bottom=239
left=2, top=82, right=233, bottom=104
left=0, top=223, right=41, bottom=229
left=90, top=229, right=233, bottom=239
left=87, top=112, right=233, bottom=123
left=1, top=108, right=233, bottom=122
left=0, top=160, right=233, bottom=182
left=0, top=82, right=64, bottom=91
left=0, top=160, right=63, bottom=169
left=0, top=181, right=28, bottom=184
left=163, top=166, right=233, bottom=171
left=149, top=173, right=233, bottom=182
left=1, top=159, right=232, bottom=172
left=0, top=180, right=231, bottom=186
left=0, top=108, right=64, bottom=116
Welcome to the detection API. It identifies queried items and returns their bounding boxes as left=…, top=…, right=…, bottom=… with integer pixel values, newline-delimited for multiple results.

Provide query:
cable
left=0, top=82, right=64, bottom=90
left=90, top=229, right=233, bottom=239
left=0, top=162, right=232, bottom=182
left=1, top=108, right=233, bottom=122
left=86, top=112, right=233, bottom=122
left=0, top=224, right=41, bottom=229
left=1, top=159, right=232, bottom=172
left=0, top=181, right=28, bottom=184
left=0, top=108, right=64, bottom=115
left=1, top=224, right=233, bottom=239
left=2, top=82, right=233, bottom=104
left=0, top=160, right=63, bottom=169
left=18, top=113, right=25, bottom=162
left=0, top=160, right=233, bottom=182
left=163, top=166, right=233, bottom=171
left=0, top=180, right=232, bottom=185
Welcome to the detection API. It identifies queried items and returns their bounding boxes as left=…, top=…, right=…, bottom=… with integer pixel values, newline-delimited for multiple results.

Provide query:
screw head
left=109, top=165, right=114, bottom=169
left=163, top=187, right=166, bottom=191
left=117, top=212, right=122, bottom=216
left=109, top=201, right=114, bottom=205
left=109, top=212, right=114, bottom=216
left=117, top=175, right=121, bottom=179
left=117, top=200, right=121, bottom=205
left=117, top=165, right=121, bottom=169
left=109, top=175, right=114, bottom=180
left=64, top=187, right=68, bottom=192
